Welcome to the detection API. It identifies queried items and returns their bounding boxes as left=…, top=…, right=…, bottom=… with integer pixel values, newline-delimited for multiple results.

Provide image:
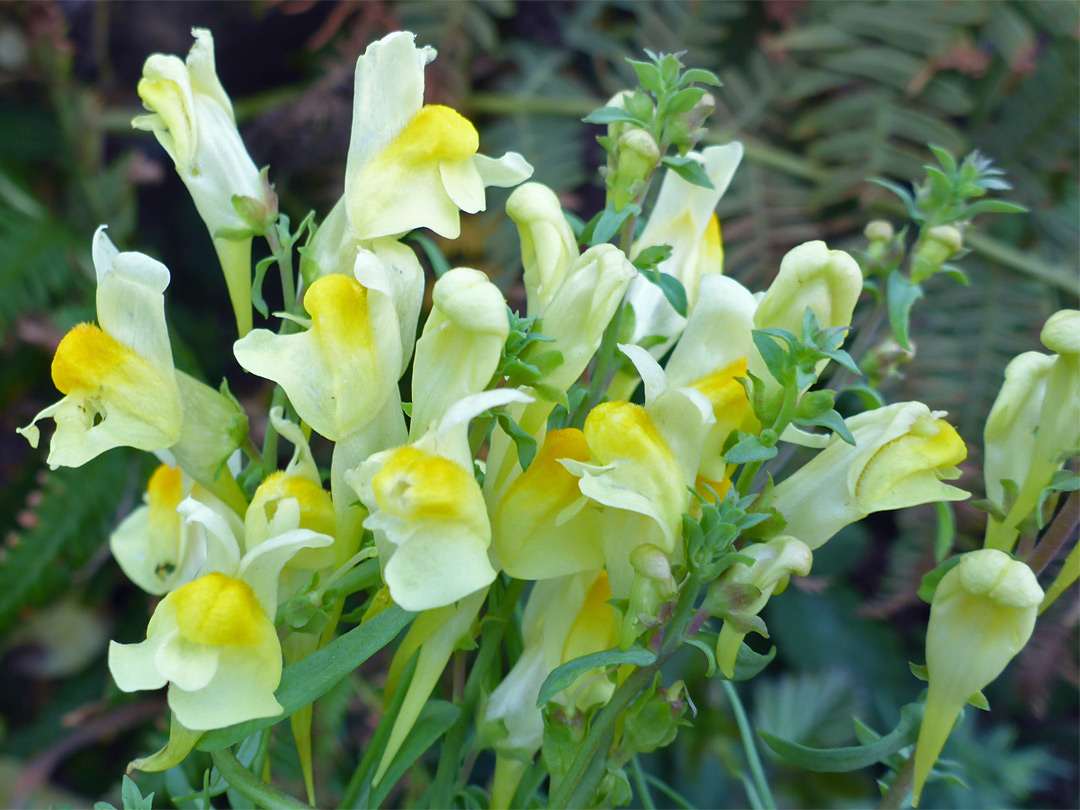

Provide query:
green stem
left=549, top=572, right=703, bottom=809
left=428, top=579, right=526, bottom=806
left=877, top=755, right=915, bottom=810
left=210, top=748, right=312, bottom=810
left=721, top=680, right=775, bottom=810
left=632, top=757, right=657, bottom=810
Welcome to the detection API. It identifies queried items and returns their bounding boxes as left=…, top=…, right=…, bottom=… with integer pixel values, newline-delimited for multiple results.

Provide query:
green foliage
left=0, top=450, right=135, bottom=633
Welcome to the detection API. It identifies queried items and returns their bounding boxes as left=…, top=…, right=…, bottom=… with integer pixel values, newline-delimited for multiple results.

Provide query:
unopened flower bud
left=630, top=543, right=676, bottom=596
left=864, top=220, right=895, bottom=242
left=611, top=129, right=661, bottom=210
left=912, top=549, right=1042, bottom=806
left=911, top=224, right=963, bottom=282
left=705, top=536, right=812, bottom=677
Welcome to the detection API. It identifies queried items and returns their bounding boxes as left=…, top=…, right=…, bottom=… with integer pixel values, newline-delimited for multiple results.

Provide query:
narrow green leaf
left=917, top=555, right=963, bottom=604
left=759, top=704, right=921, bottom=772
left=122, top=775, right=155, bottom=810
left=591, top=203, right=640, bottom=246
left=665, top=87, right=705, bottom=115
left=724, top=433, right=779, bottom=465
left=406, top=231, right=450, bottom=277
left=583, top=107, right=642, bottom=126
left=251, top=255, right=276, bottom=319
left=498, top=413, right=538, bottom=471
left=933, top=501, right=956, bottom=563
left=368, top=701, right=461, bottom=808
left=886, top=270, right=923, bottom=351
left=927, top=144, right=957, bottom=175
left=955, top=199, right=1027, bottom=219
left=680, top=68, right=722, bottom=87
left=868, top=178, right=919, bottom=220
left=797, top=409, right=855, bottom=445
left=197, top=606, right=415, bottom=751
left=660, top=156, right=714, bottom=189
left=640, top=270, right=688, bottom=317
left=538, top=645, right=656, bottom=707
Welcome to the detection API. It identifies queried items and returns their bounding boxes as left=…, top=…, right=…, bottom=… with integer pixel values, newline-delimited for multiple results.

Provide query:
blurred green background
left=0, top=1, right=1076, bottom=808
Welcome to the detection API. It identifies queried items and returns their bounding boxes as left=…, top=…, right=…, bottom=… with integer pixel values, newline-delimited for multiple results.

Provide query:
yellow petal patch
left=373, top=446, right=477, bottom=523
left=305, top=273, right=375, bottom=355
left=251, top=471, right=335, bottom=537
left=376, top=105, right=479, bottom=167
left=173, top=572, right=268, bottom=646
left=498, top=428, right=590, bottom=521
left=148, top=463, right=184, bottom=510
left=857, top=417, right=967, bottom=504
left=137, top=77, right=193, bottom=162
left=585, top=401, right=671, bottom=467
left=52, top=323, right=152, bottom=396
left=700, top=213, right=724, bottom=267
left=690, top=357, right=755, bottom=436
left=561, top=572, right=618, bottom=665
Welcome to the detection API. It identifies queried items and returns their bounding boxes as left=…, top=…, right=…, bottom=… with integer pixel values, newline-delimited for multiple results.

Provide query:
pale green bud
left=863, top=220, right=895, bottom=242
left=754, top=240, right=863, bottom=335
left=410, top=268, right=510, bottom=438
left=534, top=244, right=636, bottom=392
left=912, top=549, right=1042, bottom=806
left=705, top=536, right=812, bottom=678
left=1040, top=308, right=1080, bottom=356
left=506, top=183, right=579, bottom=317
left=610, top=128, right=660, bottom=211
left=911, top=224, right=963, bottom=283
left=169, top=372, right=248, bottom=513
left=982, top=351, right=1054, bottom=510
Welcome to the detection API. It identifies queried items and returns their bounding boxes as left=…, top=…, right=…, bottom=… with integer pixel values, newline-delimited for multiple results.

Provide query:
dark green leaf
left=591, top=203, right=641, bottom=246
left=917, top=555, right=963, bottom=604
left=121, top=776, right=155, bottom=810
left=538, top=645, right=656, bottom=707
left=665, top=87, right=705, bottom=115
left=640, top=270, right=688, bottom=317
left=632, top=244, right=673, bottom=272
left=251, top=255, right=276, bottom=319
left=731, top=642, right=777, bottom=680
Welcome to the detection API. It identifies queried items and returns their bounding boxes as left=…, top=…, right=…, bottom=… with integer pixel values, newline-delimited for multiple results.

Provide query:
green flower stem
left=427, top=578, right=526, bottom=807
left=210, top=748, right=311, bottom=810
left=256, top=222, right=302, bottom=472
left=877, top=755, right=915, bottom=810
left=1027, top=490, right=1079, bottom=577
left=549, top=572, right=704, bottom=809
left=721, top=680, right=776, bottom=810
left=632, top=757, right=657, bottom=810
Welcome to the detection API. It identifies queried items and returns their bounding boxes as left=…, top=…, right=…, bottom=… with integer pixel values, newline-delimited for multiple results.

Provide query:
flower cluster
left=17, top=26, right=1068, bottom=810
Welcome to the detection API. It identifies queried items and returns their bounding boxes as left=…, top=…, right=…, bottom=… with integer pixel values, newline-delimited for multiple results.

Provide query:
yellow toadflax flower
left=344, top=31, right=531, bottom=242
left=409, top=267, right=510, bottom=439
left=763, top=402, right=969, bottom=549
left=233, top=271, right=402, bottom=443
left=109, top=463, right=238, bottom=596
left=624, top=142, right=743, bottom=356
left=134, top=28, right=274, bottom=336
left=19, top=227, right=182, bottom=468
left=348, top=389, right=532, bottom=612
left=486, top=571, right=621, bottom=754
left=912, top=549, right=1043, bottom=806
left=108, top=497, right=332, bottom=731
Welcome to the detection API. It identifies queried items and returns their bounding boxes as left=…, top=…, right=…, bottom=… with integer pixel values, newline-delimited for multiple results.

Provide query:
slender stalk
left=210, top=748, right=311, bottom=810
left=428, top=579, right=526, bottom=806
left=1027, top=490, right=1079, bottom=577
left=721, top=680, right=775, bottom=810
left=632, top=757, right=657, bottom=810
left=877, top=755, right=915, bottom=810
